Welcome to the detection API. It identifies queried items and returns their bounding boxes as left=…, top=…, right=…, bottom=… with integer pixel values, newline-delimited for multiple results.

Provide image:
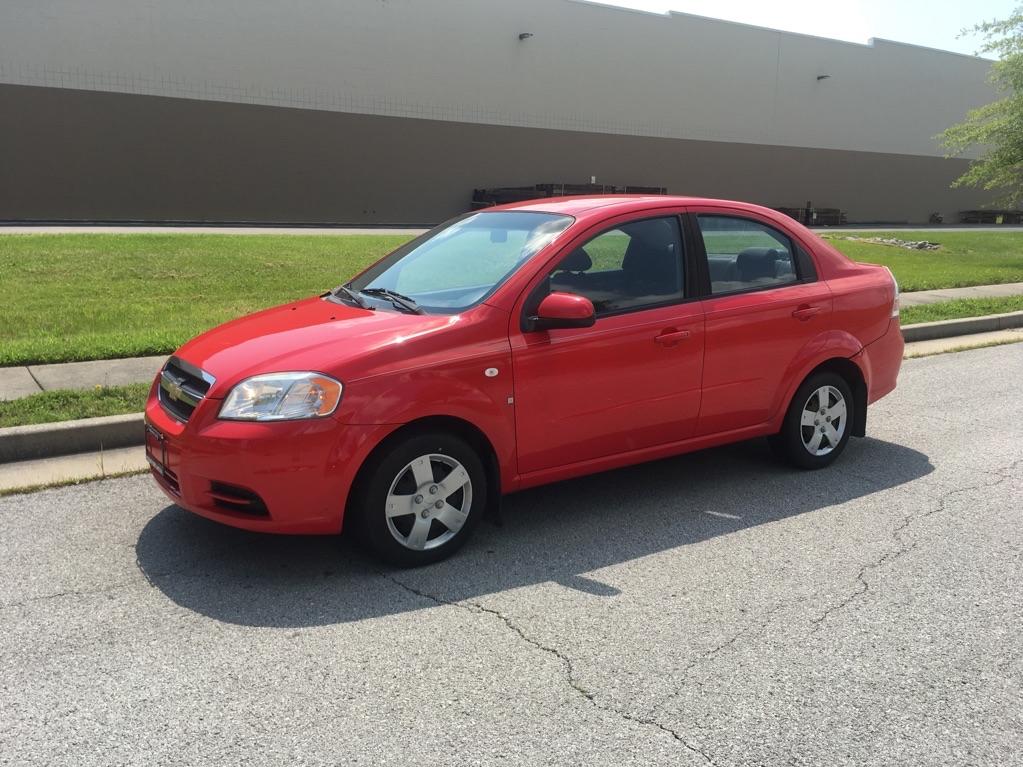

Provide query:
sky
left=598, top=0, right=1019, bottom=56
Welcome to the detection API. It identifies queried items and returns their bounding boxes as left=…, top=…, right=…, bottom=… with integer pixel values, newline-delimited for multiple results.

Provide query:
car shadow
left=135, top=437, right=933, bottom=627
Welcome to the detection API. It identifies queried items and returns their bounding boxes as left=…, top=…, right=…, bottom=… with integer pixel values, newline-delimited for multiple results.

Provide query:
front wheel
left=352, top=431, right=487, bottom=567
left=771, top=372, right=854, bottom=470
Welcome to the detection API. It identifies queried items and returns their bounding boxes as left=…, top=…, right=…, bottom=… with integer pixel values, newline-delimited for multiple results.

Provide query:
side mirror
left=527, top=291, right=596, bottom=332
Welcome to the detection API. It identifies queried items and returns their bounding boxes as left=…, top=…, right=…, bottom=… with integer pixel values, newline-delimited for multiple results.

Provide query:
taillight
left=884, top=267, right=900, bottom=318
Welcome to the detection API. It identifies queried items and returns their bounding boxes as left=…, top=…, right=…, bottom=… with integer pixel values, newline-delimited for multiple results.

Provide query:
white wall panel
left=0, top=0, right=995, bottom=157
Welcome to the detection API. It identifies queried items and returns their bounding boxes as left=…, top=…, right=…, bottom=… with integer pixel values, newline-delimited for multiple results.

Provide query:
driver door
left=510, top=214, right=705, bottom=476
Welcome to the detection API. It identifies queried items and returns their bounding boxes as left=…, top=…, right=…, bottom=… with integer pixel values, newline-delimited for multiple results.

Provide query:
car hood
left=174, top=296, right=475, bottom=397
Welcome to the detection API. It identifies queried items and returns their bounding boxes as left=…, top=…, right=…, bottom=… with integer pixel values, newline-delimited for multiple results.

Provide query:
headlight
left=219, top=372, right=343, bottom=421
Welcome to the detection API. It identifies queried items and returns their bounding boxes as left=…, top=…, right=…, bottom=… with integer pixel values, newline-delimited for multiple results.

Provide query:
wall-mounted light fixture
left=817, top=74, right=832, bottom=81
left=519, top=32, right=534, bottom=41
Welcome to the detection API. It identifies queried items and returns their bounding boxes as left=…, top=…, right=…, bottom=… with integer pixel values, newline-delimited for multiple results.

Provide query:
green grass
left=2, top=230, right=1023, bottom=367
left=824, top=231, right=1023, bottom=291
left=899, top=295, right=1023, bottom=325
left=0, top=233, right=410, bottom=366
left=0, top=384, right=150, bottom=428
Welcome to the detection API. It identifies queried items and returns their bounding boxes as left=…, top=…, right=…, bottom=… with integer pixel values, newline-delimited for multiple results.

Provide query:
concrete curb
left=0, top=413, right=144, bottom=463
left=901, top=310, right=1023, bottom=342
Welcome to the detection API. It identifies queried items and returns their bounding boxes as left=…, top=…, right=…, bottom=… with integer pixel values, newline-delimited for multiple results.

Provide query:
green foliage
left=941, top=6, right=1023, bottom=205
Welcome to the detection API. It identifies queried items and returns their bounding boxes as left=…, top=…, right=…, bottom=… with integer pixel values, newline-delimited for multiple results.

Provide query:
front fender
left=337, top=353, right=517, bottom=491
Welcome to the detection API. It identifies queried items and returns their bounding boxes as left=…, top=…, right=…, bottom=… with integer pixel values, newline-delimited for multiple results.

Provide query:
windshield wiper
left=360, top=288, right=426, bottom=315
left=329, top=284, right=373, bottom=310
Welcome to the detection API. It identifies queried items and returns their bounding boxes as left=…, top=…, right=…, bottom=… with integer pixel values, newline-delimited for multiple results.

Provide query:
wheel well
left=346, top=416, right=503, bottom=529
left=810, top=358, right=868, bottom=437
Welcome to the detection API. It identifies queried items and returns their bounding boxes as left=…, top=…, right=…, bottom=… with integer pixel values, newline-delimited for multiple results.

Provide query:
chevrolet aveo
left=146, top=196, right=903, bottom=566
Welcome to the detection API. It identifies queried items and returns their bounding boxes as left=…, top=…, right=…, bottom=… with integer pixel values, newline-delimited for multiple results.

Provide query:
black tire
left=351, top=431, right=487, bottom=567
left=772, top=371, right=855, bottom=470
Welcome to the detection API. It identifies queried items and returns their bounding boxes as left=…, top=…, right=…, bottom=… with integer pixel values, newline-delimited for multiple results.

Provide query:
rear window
left=697, top=215, right=799, bottom=295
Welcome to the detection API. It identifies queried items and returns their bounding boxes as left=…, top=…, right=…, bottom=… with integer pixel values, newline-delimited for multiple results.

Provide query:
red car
left=145, top=196, right=903, bottom=565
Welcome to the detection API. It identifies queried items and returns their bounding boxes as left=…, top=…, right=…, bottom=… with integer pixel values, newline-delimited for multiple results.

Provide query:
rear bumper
left=860, top=320, right=904, bottom=405
left=144, top=384, right=395, bottom=535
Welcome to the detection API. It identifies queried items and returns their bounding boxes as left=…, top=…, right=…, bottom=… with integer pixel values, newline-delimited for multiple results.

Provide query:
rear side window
left=697, top=215, right=799, bottom=295
left=545, top=217, right=684, bottom=316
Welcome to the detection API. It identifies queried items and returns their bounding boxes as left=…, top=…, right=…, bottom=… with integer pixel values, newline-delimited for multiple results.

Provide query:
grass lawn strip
left=2, top=230, right=1022, bottom=366
left=821, top=230, right=1023, bottom=291
left=0, top=233, right=408, bottom=366
left=899, top=295, right=1023, bottom=325
left=0, top=383, right=149, bottom=428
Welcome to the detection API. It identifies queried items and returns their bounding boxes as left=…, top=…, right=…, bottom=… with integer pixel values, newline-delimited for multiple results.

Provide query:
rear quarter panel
left=827, top=268, right=896, bottom=348
left=805, top=237, right=895, bottom=348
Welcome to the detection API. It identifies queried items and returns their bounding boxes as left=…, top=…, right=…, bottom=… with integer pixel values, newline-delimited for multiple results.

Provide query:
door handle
left=792, top=305, right=822, bottom=321
left=655, top=329, right=691, bottom=346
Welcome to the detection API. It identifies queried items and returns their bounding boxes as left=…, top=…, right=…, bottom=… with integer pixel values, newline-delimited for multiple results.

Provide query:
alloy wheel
left=800, top=385, right=847, bottom=457
left=385, top=454, right=473, bottom=551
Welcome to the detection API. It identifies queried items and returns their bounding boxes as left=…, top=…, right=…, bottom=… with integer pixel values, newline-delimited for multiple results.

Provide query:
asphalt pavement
left=1, top=345, right=1020, bottom=766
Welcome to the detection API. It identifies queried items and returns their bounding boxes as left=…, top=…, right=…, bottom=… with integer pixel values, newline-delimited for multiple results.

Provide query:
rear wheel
left=353, top=431, right=487, bottom=567
left=772, top=372, right=854, bottom=470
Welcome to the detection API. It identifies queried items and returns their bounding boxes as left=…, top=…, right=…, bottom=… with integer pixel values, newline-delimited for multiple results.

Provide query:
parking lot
left=2, top=343, right=1020, bottom=766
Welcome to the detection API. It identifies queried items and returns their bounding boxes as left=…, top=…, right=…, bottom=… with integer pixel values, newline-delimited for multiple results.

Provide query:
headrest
left=736, top=247, right=780, bottom=280
left=559, top=247, right=592, bottom=272
left=621, top=218, right=674, bottom=246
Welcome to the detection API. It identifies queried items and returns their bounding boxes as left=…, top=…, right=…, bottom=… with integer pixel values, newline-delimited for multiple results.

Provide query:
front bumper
left=144, top=382, right=394, bottom=535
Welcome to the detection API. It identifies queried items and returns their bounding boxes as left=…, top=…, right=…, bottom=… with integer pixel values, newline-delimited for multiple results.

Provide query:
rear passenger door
left=690, top=209, right=833, bottom=436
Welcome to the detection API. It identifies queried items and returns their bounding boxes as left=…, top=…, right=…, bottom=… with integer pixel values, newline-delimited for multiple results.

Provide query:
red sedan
left=145, top=196, right=903, bottom=565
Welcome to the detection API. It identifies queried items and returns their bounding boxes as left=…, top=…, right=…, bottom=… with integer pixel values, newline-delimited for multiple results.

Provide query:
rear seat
left=709, top=248, right=794, bottom=293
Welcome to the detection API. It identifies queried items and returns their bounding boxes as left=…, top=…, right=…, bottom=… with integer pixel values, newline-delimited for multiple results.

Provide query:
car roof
left=484, top=195, right=775, bottom=220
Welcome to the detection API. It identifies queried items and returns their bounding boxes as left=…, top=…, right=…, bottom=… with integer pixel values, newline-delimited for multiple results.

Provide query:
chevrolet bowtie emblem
left=166, top=380, right=184, bottom=401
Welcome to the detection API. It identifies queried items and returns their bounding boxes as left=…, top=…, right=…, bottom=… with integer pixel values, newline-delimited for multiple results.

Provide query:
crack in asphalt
left=985, top=458, right=1023, bottom=483
left=135, top=546, right=232, bottom=588
left=809, top=460, right=1019, bottom=633
left=647, top=460, right=1006, bottom=709
left=383, top=573, right=717, bottom=765
left=380, top=455, right=1021, bottom=751
left=0, top=579, right=138, bottom=612
left=658, top=601, right=792, bottom=705
left=0, top=549, right=222, bottom=613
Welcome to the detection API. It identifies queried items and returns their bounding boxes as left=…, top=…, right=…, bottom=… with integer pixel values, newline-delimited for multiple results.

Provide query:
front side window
left=348, top=211, right=573, bottom=313
left=543, top=216, right=685, bottom=316
left=697, top=215, right=799, bottom=295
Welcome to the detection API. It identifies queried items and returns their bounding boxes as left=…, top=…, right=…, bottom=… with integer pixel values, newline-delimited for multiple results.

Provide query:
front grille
left=208, top=481, right=270, bottom=517
left=158, top=356, right=214, bottom=423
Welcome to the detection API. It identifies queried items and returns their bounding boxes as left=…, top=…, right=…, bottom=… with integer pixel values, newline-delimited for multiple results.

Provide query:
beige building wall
left=0, top=84, right=985, bottom=225
left=0, top=0, right=1000, bottom=223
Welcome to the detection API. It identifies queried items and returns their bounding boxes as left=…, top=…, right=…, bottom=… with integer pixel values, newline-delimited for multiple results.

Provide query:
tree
left=941, top=6, right=1023, bottom=207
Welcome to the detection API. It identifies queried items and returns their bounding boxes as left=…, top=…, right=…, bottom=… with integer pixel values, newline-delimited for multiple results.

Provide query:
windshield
left=348, top=211, right=574, bottom=313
